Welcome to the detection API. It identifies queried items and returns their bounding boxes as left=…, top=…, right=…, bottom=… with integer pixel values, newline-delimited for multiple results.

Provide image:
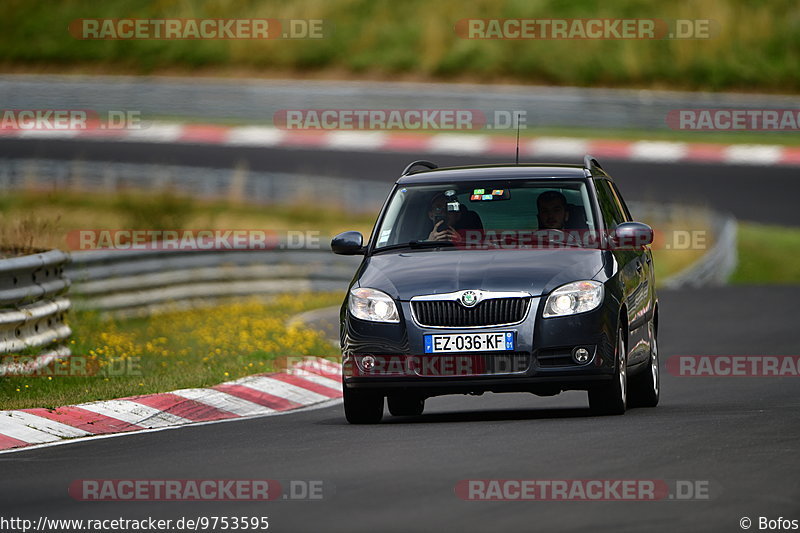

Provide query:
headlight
left=543, top=280, right=604, bottom=318
left=348, top=287, right=400, bottom=323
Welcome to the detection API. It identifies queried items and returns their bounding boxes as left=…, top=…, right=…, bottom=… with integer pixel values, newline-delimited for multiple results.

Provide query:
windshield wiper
left=373, top=240, right=456, bottom=253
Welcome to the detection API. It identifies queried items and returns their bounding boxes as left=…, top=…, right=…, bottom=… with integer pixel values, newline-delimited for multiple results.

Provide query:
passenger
left=537, top=191, right=570, bottom=230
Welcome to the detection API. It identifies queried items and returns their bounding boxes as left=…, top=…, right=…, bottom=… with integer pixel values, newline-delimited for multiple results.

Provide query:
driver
left=427, top=192, right=485, bottom=242
left=537, top=191, right=570, bottom=230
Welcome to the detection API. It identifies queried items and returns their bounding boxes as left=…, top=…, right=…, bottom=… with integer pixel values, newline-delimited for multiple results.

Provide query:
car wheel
left=588, top=326, right=627, bottom=416
left=629, top=319, right=660, bottom=407
left=343, top=386, right=384, bottom=424
left=388, top=395, right=425, bottom=416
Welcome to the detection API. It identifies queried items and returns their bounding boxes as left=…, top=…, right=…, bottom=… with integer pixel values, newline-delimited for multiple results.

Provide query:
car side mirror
left=331, top=231, right=365, bottom=255
left=613, top=222, right=653, bottom=249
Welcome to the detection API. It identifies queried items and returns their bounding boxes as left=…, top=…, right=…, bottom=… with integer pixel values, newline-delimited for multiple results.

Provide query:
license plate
left=424, top=332, right=514, bottom=353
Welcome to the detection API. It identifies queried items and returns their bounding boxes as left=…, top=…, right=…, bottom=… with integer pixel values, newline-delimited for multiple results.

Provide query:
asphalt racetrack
left=2, top=137, right=799, bottom=226
left=1, top=283, right=798, bottom=531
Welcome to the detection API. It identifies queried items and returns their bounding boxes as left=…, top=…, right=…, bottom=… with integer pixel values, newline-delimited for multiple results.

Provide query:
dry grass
left=0, top=189, right=377, bottom=252
left=0, top=212, right=63, bottom=257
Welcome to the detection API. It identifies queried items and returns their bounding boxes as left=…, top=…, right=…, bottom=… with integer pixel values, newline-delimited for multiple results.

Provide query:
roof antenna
left=514, top=112, right=521, bottom=165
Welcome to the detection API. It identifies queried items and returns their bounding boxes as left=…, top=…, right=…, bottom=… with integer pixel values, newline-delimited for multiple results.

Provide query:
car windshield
left=372, top=179, right=598, bottom=250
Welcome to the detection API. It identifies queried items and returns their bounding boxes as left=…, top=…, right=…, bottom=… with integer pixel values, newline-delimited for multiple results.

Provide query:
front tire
left=589, top=327, right=627, bottom=416
left=343, top=386, right=384, bottom=424
left=629, top=319, right=660, bottom=407
left=388, top=395, right=425, bottom=416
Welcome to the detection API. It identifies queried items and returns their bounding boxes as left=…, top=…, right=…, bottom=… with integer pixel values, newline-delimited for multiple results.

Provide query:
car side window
left=594, top=179, right=625, bottom=229
left=609, top=182, right=632, bottom=222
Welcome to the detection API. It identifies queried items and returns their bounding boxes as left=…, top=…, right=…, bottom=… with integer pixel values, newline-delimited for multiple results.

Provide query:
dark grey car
left=332, top=156, right=659, bottom=423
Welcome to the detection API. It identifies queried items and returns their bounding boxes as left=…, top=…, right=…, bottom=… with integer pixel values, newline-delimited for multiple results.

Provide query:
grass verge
left=653, top=246, right=707, bottom=284
left=0, top=293, right=342, bottom=411
left=731, top=222, right=800, bottom=284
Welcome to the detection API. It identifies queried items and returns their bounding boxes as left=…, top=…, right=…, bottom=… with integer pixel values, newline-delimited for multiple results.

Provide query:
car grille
left=412, top=297, right=530, bottom=328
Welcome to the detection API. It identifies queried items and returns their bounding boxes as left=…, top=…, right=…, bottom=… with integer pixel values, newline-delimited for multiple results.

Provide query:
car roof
left=396, top=164, right=592, bottom=185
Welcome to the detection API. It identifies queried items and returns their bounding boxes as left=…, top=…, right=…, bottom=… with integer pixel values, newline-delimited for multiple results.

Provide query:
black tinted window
left=609, top=182, right=632, bottom=221
left=594, top=179, right=626, bottom=229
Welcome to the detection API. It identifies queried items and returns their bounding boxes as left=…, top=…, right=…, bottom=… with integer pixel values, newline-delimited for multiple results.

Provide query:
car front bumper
left=341, top=296, right=620, bottom=396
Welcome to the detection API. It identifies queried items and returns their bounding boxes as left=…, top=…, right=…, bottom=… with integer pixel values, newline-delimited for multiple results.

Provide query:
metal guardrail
left=627, top=201, right=738, bottom=288
left=0, top=250, right=72, bottom=374
left=67, top=246, right=361, bottom=316
left=0, top=250, right=70, bottom=307
left=1, top=74, right=797, bottom=130
left=0, top=244, right=361, bottom=374
left=661, top=213, right=738, bottom=289
left=0, top=159, right=391, bottom=215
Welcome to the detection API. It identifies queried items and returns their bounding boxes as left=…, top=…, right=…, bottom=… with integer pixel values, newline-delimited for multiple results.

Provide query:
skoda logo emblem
left=460, top=291, right=478, bottom=307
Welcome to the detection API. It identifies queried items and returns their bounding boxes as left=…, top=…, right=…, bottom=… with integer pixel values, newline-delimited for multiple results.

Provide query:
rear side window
left=594, top=179, right=626, bottom=229
left=609, top=181, right=633, bottom=221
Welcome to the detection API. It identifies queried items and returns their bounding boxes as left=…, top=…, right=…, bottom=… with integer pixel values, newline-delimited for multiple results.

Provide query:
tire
left=589, top=326, right=627, bottom=416
left=388, top=395, right=425, bottom=416
left=343, top=386, right=384, bottom=424
left=629, top=319, right=660, bottom=408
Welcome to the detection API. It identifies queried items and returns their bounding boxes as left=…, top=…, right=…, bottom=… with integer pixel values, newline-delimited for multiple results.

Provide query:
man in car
left=537, top=190, right=570, bottom=230
left=426, top=193, right=482, bottom=242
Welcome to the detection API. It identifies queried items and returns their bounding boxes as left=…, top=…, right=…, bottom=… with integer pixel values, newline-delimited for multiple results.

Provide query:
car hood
left=359, top=249, right=606, bottom=300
